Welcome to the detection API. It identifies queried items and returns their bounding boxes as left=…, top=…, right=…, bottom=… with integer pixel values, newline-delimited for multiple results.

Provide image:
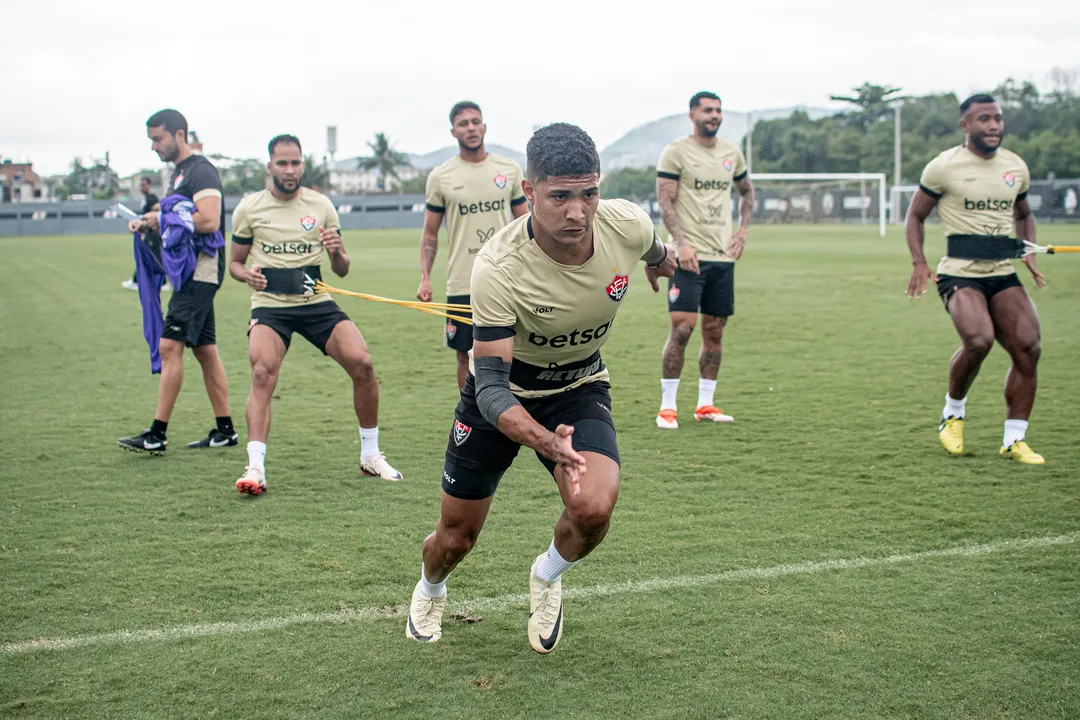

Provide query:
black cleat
left=118, top=429, right=168, bottom=455
left=186, top=428, right=239, bottom=449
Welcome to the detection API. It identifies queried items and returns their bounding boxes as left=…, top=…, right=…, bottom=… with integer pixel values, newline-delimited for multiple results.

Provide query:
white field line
left=3, top=531, right=1076, bottom=655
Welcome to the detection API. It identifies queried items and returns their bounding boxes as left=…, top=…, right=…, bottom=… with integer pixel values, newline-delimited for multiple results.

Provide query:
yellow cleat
left=938, top=416, right=964, bottom=455
left=1000, top=440, right=1045, bottom=465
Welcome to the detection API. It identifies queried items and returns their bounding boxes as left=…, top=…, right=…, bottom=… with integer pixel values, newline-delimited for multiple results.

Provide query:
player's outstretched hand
left=247, top=264, right=267, bottom=291
left=548, top=424, right=587, bottom=494
left=318, top=226, right=344, bottom=255
left=645, top=244, right=678, bottom=292
left=417, top=277, right=433, bottom=302
left=906, top=262, right=936, bottom=299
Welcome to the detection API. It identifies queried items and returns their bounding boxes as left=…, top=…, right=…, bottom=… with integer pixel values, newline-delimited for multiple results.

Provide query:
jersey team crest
left=300, top=215, right=317, bottom=231
left=173, top=173, right=184, bottom=189
left=452, top=419, right=471, bottom=446
left=668, top=286, right=680, bottom=303
left=493, top=173, right=507, bottom=189
left=722, top=158, right=734, bottom=172
left=445, top=321, right=456, bottom=340
left=606, top=272, right=629, bottom=302
left=1003, top=172, right=1016, bottom=188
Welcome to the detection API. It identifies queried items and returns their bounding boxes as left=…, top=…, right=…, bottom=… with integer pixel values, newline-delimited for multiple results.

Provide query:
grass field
left=2, top=224, right=1078, bottom=719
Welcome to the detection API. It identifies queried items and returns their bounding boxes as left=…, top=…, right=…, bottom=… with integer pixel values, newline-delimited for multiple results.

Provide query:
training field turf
left=2, top=225, right=1078, bottom=719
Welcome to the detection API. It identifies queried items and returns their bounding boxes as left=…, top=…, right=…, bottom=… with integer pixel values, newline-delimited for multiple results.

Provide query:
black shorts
left=249, top=300, right=352, bottom=355
left=443, top=294, right=473, bottom=352
left=442, top=376, right=620, bottom=501
left=936, top=274, right=1023, bottom=311
left=667, top=261, right=735, bottom=318
left=162, top=280, right=218, bottom=347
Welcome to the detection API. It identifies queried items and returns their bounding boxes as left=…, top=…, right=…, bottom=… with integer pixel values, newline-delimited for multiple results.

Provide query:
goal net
left=746, top=173, right=888, bottom=237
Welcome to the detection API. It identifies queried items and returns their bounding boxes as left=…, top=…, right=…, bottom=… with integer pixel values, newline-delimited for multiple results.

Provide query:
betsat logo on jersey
left=300, top=215, right=317, bottom=231
left=493, top=173, right=507, bottom=189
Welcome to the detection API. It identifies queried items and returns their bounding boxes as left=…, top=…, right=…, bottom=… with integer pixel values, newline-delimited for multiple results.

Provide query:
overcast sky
left=3, top=0, right=1078, bottom=177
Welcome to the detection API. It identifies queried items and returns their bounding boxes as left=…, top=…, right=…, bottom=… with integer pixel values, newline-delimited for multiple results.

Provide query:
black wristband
left=646, top=244, right=669, bottom=268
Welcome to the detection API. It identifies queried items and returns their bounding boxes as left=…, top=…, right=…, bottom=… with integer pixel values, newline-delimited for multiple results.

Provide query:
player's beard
left=157, top=142, right=180, bottom=163
left=459, top=136, right=483, bottom=152
left=696, top=121, right=720, bottom=138
left=273, top=176, right=300, bottom=195
left=970, top=132, right=1001, bottom=155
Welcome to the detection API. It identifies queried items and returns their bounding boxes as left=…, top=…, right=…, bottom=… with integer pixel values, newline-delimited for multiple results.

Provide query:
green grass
left=1, top=224, right=1078, bottom=719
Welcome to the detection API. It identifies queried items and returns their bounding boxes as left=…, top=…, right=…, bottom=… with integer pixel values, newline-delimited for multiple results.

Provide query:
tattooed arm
left=417, top=209, right=443, bottom=302
left=657, top=176, right=698, bottom=274
left=729, top=175, right=754, bottom=260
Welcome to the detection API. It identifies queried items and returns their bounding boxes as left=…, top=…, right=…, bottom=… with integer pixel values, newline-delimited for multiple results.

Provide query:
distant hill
left=332, top=143, right=526, bottom=172
left=599, top=106, right=837, bottom=171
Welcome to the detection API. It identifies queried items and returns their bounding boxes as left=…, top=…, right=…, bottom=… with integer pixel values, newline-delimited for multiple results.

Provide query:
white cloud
left=2, top=0, right=1077, bottom=176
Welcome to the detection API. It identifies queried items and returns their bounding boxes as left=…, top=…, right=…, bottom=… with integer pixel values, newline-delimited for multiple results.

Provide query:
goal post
left=746, top=173, right=888, bottom=238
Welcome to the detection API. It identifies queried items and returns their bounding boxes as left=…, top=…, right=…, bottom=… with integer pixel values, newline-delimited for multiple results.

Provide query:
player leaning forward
left=906, top=94, right=1046, bottom=464
left=229, top=134, right=402, bottom=494
left=405, top=123, right=677, bottom=652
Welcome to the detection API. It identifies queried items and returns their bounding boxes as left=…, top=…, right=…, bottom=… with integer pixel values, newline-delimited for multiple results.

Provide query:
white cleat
left=405, top=581, right=446, bottom=643
left=361, top=453, right=403, bottom=481
left=694, top=405, right=734, bottom=423
left=528, top=554, right=564, bottom=654
left=235, top=466, right=266, bottom=495
left=121, top=279, right=138, bottom=291
left=656, top=409, right=679, bottom=430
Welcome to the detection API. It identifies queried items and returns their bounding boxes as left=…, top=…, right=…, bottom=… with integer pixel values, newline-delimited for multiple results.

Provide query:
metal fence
left=2, top=179, right=1077, bottom=237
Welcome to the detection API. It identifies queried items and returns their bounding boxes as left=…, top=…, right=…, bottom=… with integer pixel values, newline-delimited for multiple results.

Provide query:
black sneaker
left=187, top=428, right=239, bottom=449
left=118, top=429, right=168, bottom=455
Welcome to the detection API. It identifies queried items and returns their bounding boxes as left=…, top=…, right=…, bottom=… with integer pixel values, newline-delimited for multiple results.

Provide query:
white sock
left=359, top=426, right=379, bottom=459
left=660, top=378, right=680, bottom=412
left=1003, top=419, right=1028, bottom=448
left=943, top=393, right=967, bottom=420
left=535, top=539, right=579, bottom=583
left=698, top=378, right=717, bottom=409
left=419, top=563, right=446, bottom=598
left=247, top=441, right=266, bottom=471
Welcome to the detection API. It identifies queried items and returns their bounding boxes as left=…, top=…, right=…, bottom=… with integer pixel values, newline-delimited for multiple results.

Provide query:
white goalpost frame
left=748, top=173, right=888, bottom=238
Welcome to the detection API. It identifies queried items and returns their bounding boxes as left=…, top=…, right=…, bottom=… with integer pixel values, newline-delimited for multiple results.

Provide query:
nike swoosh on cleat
left=209, top=438, right=231, bottom=447
left=538, top=605, right=562, bottom=651
left=407, top=616, right=433, bottom=642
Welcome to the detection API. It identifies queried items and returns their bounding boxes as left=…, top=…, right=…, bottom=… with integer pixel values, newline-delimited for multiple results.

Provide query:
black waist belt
left=262, top=266, right=322, bottom=295
left=509, top=350, right=605, bottom=393
left=947, top=235, right=1022, bottom=260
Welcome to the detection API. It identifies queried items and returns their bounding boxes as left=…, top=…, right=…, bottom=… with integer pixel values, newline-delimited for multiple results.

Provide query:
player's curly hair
left=526, top=123, right=600, bottom=182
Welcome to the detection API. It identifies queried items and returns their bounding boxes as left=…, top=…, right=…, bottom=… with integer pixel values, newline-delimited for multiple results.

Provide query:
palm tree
left=301, top=154, right=330, bottom=191
left=357, top=133, right=411, bottom=191
left=830, top=83, right=906, bottom=128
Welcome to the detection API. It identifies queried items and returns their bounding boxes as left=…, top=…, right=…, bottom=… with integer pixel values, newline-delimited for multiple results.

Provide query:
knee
left=964, top=333, right=994, bottom=357
left=192, top=345, right=218, bottom=364
left=437, top=526, right=477, bottom=564
left=568, top=499, right=615, bottom=539
left=158, top=339, right=183, bottom=362
left=1016, top=334, right=1041, bottom=363
left=250, top=362, right=277, bottom=390
left=348, top=353, right=375, bottom=383
left=670, top=324, right=694, bottom=348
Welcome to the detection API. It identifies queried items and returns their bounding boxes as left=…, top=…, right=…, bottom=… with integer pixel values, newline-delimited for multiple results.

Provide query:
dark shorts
left=249, top=300, right=352, bottom=355
left=443, top=294, right=473, bottom=352
left=667, top=261, right=735, bottom=318
left=442, top=376, right=620, bottom=501
left=162, top=280, right=218, bottom=347
left=936, top=274, right=1023, bottom=311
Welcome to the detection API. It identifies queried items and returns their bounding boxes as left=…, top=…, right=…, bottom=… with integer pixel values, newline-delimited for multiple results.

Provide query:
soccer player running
left=119, top=109, right=237, bottom=454
left=405, top=123, right=677, bottom=652
left=417, top=101, right=529, bottom=389
left=229, top=135, right=402, bottom=495
left=906, top=94, right=1046, bottom=464
left=655, top=91, right=754, bottom=429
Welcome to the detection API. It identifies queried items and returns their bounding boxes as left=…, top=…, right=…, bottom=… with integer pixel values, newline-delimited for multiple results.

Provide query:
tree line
left=600, top=73, right=1080, bottom=201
